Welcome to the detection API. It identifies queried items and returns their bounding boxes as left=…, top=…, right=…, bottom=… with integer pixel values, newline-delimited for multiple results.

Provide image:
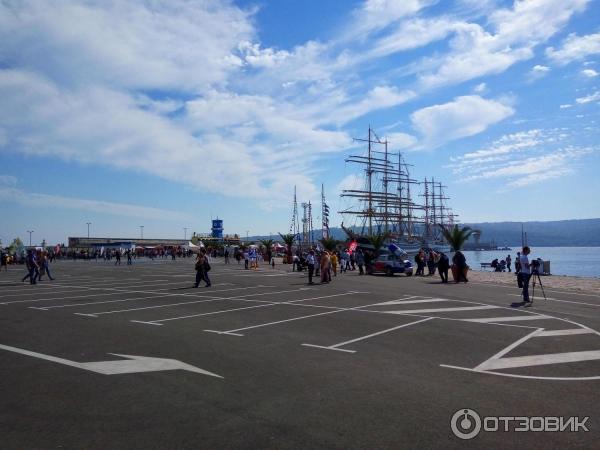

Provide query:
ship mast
left=321, top=184, right=330, bottom=239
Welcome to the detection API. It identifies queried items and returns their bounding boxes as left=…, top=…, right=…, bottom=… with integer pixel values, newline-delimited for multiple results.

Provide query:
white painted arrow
left=0, top=344, right=223, bottom=378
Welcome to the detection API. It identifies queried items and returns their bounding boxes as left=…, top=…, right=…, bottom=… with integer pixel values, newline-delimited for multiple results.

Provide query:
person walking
left=306, top=250, right=316, bottom=285
left=320, top=251, right=331, bottom=283
left=515, top=252, right=521, bottom=274
left=224, top=248, right=230, bottom=264
left=243, top=249, right=249, bottom=270
left=115, top=249, right=121, bottom=266
left=38, top=251, right=55, bottom=281
left=126, top=249, right=133, bottom=265
left=330, top=251, right=338, bottom=277
left=1, top=250, right=8, bottom=272
left=506, top=254, right=512, bottom=272
left=356, top=249, right=365, bottom=275
left=437, top=252, right=449, bottom=283
left=452, top=251, right=468, bottom=283
left=194, top=249, right=211, bottom=288
left=22, top=249, right=39, bottom=284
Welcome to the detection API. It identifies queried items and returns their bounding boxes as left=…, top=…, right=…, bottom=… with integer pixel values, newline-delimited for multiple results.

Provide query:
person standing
left=452, top=250, right=468, bottom=283
left=518, top=246, right=532, bottom=304
left=243, top=249, right=249, bottom=270
left=224, top=248, right=230, bottom=264
left=437, top=252, right=449, bottom=283
left=515, top=252, right=521, bottom=274
left=506, top=254, right=512, bottom=272
left=115, top=249, right=121, bottom=266
left=427, top=251, right=436, bottom=276
left=307, top=250, right=316, bottom=285
left=126, top=249, right=133, bottom=265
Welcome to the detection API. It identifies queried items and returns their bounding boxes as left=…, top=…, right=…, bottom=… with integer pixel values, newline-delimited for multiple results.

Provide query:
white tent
left=185, top=241, right=204, bottom=253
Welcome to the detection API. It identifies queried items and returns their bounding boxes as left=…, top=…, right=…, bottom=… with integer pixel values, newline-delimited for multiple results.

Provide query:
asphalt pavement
left=1, top=258, right=598, bottom=449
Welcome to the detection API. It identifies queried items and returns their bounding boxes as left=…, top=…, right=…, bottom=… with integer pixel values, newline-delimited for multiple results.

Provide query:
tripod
left=529, top=269, right=547, bottom=304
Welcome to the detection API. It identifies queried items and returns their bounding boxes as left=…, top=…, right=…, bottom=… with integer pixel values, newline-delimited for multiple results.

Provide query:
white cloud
left=581, top=69, right=599, bottom=78
left=410, top=95, right=514, bottom=149
left=447, top=128, right=594, bottom=188
left=325, top=86, right=416, bottom=126
left=337, top=174, right=364, bottom=193
left=473, top=83, right=487, bottom=93
left=546, top=32, right=600, bottom=65
left=418, top=0, right=588, bottom=88
left=560, top=104, right=573, bottom=109
left=462, top=147, right=593, bottom=187
left=349, top=0, right=432, bottom=36
left=0, top=185, right=192, bottom=220
left=0, top=1, right=254, bottom=93
left=576, top=91, right=600, bottom=104
left=0, top=174, right=17, bottom=186
left=529, top=64, right=551, bottom=79
left=383, top=132, right=419, bottom=150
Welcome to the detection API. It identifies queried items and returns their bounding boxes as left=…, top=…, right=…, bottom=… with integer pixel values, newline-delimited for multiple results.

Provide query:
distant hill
left=463, top=219, right=600, bottom=247
left=249, top=219, right=600, bottom=247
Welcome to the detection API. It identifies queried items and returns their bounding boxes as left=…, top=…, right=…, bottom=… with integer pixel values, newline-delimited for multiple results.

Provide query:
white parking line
left=535, top=328, right=596, bottom=337
left=384, top=305, right=498, bottom=315
left=87, top=287, right=312, bottom=316
left=302, top=317, right=434, bottom=353
left=507, top=293, right=600, bottom=307
left=477, top=350, right=600, bottom=371
left=465, top=315, right=553, bottom=323
left=137, top=291, right=365, bottom=325
left=30, top=285, right=275, bottom=310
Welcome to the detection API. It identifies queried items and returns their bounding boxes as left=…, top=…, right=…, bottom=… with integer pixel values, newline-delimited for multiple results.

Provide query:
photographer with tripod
left=517, top=246, right=547, bottom=305
left=518, top=246, right=532, bottom=304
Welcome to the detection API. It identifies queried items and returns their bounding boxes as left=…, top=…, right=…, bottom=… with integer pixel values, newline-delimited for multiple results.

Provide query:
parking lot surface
left=1, top=258, right=599, bottom=448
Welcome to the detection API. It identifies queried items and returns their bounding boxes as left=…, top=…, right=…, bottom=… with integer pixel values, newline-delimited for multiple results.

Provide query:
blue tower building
left=211, top=219, right=223, bottom=239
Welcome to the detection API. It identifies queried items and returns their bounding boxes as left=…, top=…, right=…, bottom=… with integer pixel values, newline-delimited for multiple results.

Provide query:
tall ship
left=338, top=127, right=456, bottom=253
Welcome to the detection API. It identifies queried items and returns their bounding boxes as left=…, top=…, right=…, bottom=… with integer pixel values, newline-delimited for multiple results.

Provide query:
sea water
left=462, top=247, right=600, bottom=278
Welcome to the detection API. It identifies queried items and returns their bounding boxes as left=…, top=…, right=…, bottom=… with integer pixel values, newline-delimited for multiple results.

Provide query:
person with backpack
left=22, top=249, right=39, bottom=284
left=194, top=249, right=211, bottom=288
left=437, top=252, right=449, bottom=283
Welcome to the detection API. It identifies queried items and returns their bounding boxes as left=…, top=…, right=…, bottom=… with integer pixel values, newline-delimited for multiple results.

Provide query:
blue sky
left=1, top=0, right=599, bottom=245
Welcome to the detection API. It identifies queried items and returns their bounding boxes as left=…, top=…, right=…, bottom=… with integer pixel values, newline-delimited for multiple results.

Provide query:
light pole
left=27, top=230, right=34, bottom=247
left=246, top=230, right=249, bottom=243
left=86, top=222, right=91, bottom=238
left=140, top=225, right=144, bottom=239
left=184, top=227, right=187, bottom=240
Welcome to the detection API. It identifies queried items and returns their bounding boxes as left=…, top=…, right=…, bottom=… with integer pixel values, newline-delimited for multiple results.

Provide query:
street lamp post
left=86, top=222, right=91, bottom=238
left=246, top=230, right=249, bottom=243
left=140, top=226, right=144, bottom=239
left=184, top=227, right=187, bottom=240
left=27, top=230, right=34, bottom=247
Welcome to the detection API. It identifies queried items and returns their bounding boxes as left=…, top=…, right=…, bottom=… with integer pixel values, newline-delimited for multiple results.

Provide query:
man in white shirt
left=306, top=250, right=316, bottom=285
left=519, top=246, right=532, bottom=303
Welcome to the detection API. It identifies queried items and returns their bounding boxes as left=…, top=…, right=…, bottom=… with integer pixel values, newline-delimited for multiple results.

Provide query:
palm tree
left=365, top=232, right=391, bottom=257
left=278, top=233, right=295, bottom=263
left=320, top=237, right=339, bottom=252
left=259, top=239, right=274, bottom=249
left=439, top=225, right=473, bottom=251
